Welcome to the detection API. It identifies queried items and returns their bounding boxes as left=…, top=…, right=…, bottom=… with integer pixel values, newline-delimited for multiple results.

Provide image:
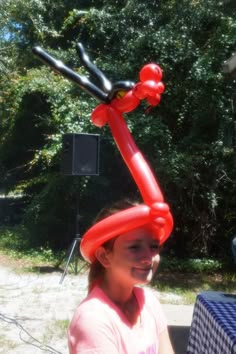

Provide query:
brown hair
left=87, top=198, right=140, bottom=293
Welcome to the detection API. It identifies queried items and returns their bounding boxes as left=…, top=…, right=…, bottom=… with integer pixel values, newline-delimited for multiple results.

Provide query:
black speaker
left=61, top=133, right=100, bottom=176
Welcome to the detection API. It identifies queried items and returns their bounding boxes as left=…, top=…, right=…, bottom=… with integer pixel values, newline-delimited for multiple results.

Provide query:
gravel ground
left=0, top=261, right=193, bottom=354
left=0, top=264, right=87, bottom=354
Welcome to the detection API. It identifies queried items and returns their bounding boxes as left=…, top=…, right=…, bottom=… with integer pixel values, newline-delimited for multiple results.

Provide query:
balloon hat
left=33, top=43, right=174, bottom=263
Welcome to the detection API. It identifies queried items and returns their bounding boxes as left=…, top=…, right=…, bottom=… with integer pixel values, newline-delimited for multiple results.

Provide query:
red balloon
left=111, top=90, right=140, bottom=113
left=80, top=203, right=173, bottom=263
left=91, top=104, right=108, bottom=127
left=156, top=81, right=165, bottom=94
left=140, top=63, right=163, bottom=82
left=80, top=205, right=150, bottom=262
left=133, top=83, right=147, bottom=100
left=141, top=80, right=159, bottom=96
left=107, top=107, right=164, bottom=205
left=146, top=94, right=161, bottom=106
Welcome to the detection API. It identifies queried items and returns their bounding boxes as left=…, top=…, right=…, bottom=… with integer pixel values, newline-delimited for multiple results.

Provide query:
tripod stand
left=60, top=202, right=82, bottom=284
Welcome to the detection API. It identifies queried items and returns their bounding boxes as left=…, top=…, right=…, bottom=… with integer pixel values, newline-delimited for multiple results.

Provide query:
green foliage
left=159, top=257, right=224, bottom=273
left=0, top=0, right=236, bottom=257
left=0, top=225, right=29, bottom=251
left=0, top=226, right=62, bottom=264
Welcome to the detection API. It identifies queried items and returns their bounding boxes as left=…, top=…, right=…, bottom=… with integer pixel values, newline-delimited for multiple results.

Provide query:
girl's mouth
left=135, top=267, right=152, bottom=272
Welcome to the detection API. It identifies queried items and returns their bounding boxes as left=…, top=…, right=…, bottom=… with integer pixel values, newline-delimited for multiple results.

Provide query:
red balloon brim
left=80, top=204, right=173, bottom=263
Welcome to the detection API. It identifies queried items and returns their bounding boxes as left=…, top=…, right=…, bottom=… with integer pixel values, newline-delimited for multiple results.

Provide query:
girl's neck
left=101, top=279, right=140, bottom=326
left=101, top=277, right=134, bottom=305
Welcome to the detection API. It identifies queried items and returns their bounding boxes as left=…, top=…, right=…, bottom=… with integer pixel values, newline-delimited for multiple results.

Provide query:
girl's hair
left=87, top=198, right=139, bottom=293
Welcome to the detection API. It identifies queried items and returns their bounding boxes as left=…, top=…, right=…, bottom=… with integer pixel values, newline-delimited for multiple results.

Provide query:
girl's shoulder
left=70, top=287, right=115, bottom=332
left=78, top=286, right=112, bottom=312
left=74, top=286, right=120, bottom=321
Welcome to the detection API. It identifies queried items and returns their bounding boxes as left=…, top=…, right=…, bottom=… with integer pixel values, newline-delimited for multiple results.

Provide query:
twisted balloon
left=80, top=64, right=173, bottom=263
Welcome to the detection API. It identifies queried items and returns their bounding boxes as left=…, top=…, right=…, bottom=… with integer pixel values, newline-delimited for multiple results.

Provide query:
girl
left=68, top=200, right=174, bottom=354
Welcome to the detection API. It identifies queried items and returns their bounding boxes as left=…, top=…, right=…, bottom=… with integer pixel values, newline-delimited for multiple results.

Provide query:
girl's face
left=103, top=226, right=160, bottom=286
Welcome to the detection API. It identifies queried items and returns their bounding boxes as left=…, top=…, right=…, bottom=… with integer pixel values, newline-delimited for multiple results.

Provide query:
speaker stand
left=59, top=192, right=83, bottom=284
left=59, top=236, right=81, bottom=284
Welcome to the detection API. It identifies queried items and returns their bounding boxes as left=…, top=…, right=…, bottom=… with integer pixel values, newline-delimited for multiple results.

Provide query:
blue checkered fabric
left=187, top=292, right=236, bottom=354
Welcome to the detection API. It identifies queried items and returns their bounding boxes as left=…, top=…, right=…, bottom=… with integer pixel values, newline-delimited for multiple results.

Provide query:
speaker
left=61, top=133, right=100, bottom=176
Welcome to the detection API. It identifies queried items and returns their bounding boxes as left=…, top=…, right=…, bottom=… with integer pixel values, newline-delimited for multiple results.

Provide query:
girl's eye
left=128, top=244, right=159, bottom=251
left=150, top=244, right=160, bottom=251
left=128, top=244, right=140, bottom=250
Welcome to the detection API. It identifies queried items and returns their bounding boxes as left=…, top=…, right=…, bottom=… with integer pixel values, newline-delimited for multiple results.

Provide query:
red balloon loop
left=146, top=94, right=161, bottom=107
left=133, top=83, right=147, bottom=100
left=91, top=104, right=108, bottom=127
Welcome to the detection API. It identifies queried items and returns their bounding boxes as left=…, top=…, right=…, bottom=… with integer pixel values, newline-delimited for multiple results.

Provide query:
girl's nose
left=140, top=247, right=153, bottom=264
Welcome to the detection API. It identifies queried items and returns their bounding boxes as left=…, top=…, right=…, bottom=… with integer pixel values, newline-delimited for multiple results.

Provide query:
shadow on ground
left=30, top=265, right=63, bottom=273
left=169, top=325, right=190, bottom=354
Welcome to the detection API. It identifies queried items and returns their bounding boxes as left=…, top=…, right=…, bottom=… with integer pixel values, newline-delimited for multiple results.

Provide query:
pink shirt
left=68, top=286, right=167, bottom=354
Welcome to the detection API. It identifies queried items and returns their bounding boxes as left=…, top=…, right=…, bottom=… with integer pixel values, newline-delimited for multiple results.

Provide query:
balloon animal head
left=77, top=42, right=166, bottom=126
left=33, top=43, right=165, bottom=116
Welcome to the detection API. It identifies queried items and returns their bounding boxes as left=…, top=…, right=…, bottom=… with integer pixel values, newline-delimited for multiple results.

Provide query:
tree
left=0, top=0, right=235, bottom=257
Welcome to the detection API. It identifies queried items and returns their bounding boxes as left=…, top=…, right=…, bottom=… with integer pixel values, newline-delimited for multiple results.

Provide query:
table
left=187, top=291, right=236, bottom=354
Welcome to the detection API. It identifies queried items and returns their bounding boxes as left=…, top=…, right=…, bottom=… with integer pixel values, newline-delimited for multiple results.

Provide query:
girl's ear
left=95, top=247, right=111, bottom=268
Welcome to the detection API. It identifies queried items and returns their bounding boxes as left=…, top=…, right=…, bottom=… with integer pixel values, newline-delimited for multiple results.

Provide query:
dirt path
left=0, top=259, right=88, bottom=354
